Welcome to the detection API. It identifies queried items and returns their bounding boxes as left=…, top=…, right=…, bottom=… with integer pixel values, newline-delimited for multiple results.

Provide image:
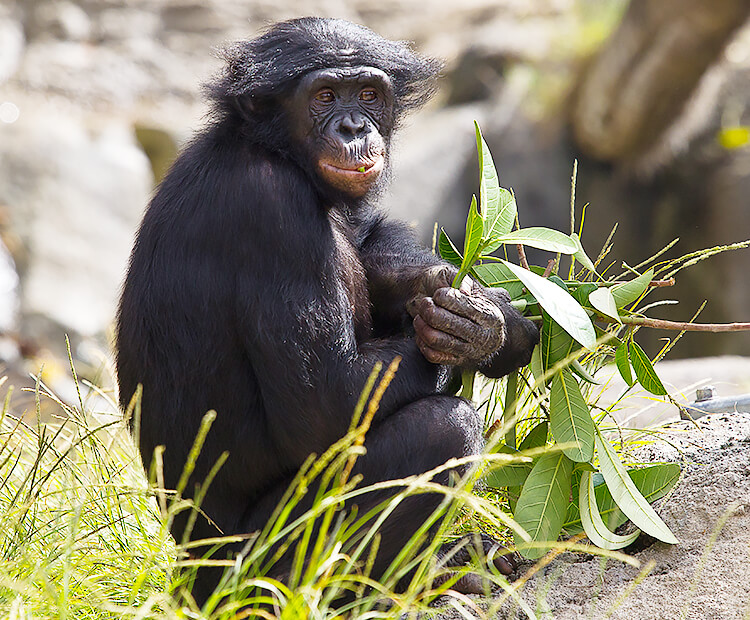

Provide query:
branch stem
left=604, top=315, right=750, bottom=332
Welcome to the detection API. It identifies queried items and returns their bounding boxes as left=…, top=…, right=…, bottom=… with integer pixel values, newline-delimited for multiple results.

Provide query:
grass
left=0, top=315, right=684, bottom=618
left=0, top=361, right=553, bottom=619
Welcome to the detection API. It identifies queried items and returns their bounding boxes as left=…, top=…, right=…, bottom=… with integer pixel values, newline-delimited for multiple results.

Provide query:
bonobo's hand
left=406, top=265, right=539, bottom=375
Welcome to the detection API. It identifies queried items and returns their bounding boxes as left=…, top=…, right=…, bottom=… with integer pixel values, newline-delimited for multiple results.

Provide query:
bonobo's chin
left=317, top=155, right=385, bottom=199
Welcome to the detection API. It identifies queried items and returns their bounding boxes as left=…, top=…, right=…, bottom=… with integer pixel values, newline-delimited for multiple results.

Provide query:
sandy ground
left=439, top=409, right=750, bottom=619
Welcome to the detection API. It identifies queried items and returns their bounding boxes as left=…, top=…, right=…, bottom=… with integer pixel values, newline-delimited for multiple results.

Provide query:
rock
left=383, top=103, right=485, bottom=240
left=26, top=0, right=92, bottom=42
left=443, top=46, right=507, bottom=106
left=0, top=238, right=19, bottom=334
left=0, top=111, right=152, bottom=346
left=0, top=16, right=24, bottom=85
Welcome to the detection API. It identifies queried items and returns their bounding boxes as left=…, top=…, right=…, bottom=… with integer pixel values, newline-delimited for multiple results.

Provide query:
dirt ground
left=440, top=360, right=750, bottom=619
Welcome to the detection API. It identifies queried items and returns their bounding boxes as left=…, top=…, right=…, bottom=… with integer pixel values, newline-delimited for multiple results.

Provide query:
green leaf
left=570, top=359, right=599, bottom=385
left=571, top=282, right=598, bottom=307
left=615, top=342, right=634, bottom=387
left=540, top=313, right=579, bottom=370
left=438, top=228, right=463, bottom=267
left=475, top=121, right=516, bottom=238
left=595, top=431, right=678, bottom=544
left=579, top=470, right=641, bottom=550
left=529, top=344, right=544, bottom=384
left=565, top=463, right=681, bottom=533
left=629, top=341, right=667, bottom=396
left=471, top=263, right=525, bottom=299
left=502, top=260, right=597, bottom=350
left=513, top=452, right=574, bottom=559
left=483, top=447, right=533, bottom=488
left=490, top=227, right=578, bottom=254
left=462, top=195, right=484, bottom=269
left=588, top=287, right=621, bottom=323
left=519, top=420, right=548, bottom=451
left=611, top=268, right=653, bottom=309
left=570, top=232, right=598, bottom=274
left=549, top=370, right=595, bottom=462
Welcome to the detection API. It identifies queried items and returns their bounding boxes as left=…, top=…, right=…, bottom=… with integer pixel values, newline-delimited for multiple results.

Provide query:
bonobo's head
left=285, top=65, right=392, bottom=197
left=209, top=17, right=441, bottom=200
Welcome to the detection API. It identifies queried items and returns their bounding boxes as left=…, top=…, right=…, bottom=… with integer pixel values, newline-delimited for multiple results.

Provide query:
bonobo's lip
left=319, top=156, right=384, bottom=180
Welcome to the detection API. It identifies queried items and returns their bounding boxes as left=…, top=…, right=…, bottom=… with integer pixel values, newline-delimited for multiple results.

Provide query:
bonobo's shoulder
left=360, top=211, right=419, bottom=244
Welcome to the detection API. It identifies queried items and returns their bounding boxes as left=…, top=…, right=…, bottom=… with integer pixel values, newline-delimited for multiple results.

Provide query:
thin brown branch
left=542, top=259, right=555, bottom=278
left=601, top=315, right=750, bottom=332
left=517, top=244, right=530, bottom=270
left=647, top=278, right=675, bottom=288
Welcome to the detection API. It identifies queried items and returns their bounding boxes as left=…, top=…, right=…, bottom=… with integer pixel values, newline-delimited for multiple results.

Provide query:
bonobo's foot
left=434, top=532, right=518, bottom=594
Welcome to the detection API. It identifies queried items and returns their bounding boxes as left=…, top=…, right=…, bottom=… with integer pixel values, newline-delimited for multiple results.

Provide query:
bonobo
left=116, top=17, right=538, bottom=602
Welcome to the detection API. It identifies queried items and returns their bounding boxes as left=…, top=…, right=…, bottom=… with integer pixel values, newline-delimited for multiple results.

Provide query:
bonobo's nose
left=337, top=113, right=367, bottom=137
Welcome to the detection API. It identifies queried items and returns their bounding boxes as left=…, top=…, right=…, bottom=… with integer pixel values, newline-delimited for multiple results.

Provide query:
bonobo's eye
left=314, top=89, right=335, bottom=104
left=359, top=89, right=378, bottom=102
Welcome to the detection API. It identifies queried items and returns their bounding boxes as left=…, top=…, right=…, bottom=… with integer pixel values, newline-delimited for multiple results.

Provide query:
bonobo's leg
left=239, top=396, right=512, bottom=585
left=186, top=396, right=510, bottom=605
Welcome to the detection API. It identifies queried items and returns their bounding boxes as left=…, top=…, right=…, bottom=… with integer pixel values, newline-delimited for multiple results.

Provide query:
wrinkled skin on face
left=287, top=66, right=393, bottom=198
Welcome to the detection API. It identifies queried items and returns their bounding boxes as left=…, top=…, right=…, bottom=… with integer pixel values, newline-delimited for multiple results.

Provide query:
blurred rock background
left=0, top=0, right=749, bottom=409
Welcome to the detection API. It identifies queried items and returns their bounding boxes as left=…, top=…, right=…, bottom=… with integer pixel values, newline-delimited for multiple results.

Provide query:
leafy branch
left=442, top=121, right=750, bottom=558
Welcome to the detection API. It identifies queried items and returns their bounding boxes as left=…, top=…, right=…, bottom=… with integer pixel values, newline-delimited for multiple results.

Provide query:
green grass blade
left=629, top=341, right=668, bottom=395
left=549, top=370, right=594, bottom=462
left=595, top=431, right=679, bottom=544
left=579, top=470, right=640, bottom=550
left=513, top=452, right=574, bottom=559
left=502, top=260, right=596, bottom=350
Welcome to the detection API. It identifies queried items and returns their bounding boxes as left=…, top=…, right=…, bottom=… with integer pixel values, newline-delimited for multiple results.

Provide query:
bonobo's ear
left=231, top=96, right=255, bottom=123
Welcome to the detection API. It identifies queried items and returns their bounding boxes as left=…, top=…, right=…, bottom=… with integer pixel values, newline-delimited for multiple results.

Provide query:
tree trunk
left=571, top=0, right=750, bottom=162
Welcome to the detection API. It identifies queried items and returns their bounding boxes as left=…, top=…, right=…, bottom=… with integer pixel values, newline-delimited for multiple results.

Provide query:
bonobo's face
left=288, top=66, right=394, bottom=199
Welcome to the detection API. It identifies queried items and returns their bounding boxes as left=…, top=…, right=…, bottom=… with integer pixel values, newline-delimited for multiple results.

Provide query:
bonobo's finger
left=414, top=315, right=472, bottom=357
left=443, top=532, right=518, bottom=577
left=415, top=336, right=462, bottom=366
left=410, top=296, right=484, bottom=342
left=458, top=274, right=473, bottom=295
left=417, top=264, right=457, bottom=297
left=487, top=545, right=517, bottom=576
left=433, top=287, right=504, bottom=328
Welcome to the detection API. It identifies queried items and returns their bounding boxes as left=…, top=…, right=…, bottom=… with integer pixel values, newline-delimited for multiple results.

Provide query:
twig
left=599, top=314, right=750, bottom=332
left=542, top=259, right=555, bottom=278
left=517, top=244, right=530, bottom=270
left=646, top=279, right=675, bottom=288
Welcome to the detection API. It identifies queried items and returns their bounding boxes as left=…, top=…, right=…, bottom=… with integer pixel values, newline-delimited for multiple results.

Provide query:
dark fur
left=116, top=17, right=537, bottom=604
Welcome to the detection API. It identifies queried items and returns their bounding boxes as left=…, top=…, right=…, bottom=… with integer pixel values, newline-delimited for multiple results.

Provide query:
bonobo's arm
left=358, top=216, right=443, bottom=334
left=360, top=216, right=539, bottom=377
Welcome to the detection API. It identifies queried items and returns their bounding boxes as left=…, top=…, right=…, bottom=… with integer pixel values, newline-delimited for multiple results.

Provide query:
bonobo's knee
left=422, top=396, right=483, bottom=471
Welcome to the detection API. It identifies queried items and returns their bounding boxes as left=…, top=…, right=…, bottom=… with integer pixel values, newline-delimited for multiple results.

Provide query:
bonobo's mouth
left=317, top=154, right=385, bottom=197
left=319, top=156, right=384, bottom=179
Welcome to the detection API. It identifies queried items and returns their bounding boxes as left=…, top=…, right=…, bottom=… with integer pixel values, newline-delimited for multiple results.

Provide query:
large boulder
left=0, top=110, right=151, bottom=347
